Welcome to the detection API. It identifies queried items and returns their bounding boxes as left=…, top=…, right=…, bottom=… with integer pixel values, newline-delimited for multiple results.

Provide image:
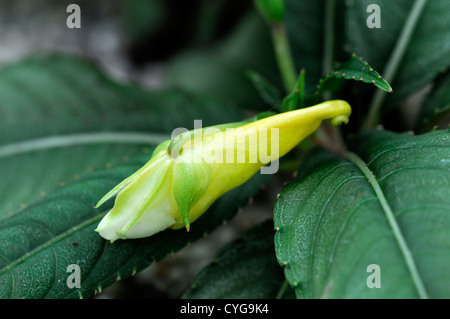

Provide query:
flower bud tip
left=331, top=115, right=349, bottom=126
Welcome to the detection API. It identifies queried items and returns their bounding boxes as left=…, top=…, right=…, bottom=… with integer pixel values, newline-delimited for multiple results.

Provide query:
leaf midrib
left=345, top=151, right=429, bottom=299
left=0, top=211, right=105, bottom=280
left=0, top=132, right=169, bottom=159
left=363, top=0, right=429, bottom=129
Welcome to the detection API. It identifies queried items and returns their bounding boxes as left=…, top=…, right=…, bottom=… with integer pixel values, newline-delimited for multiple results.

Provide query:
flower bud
left=95, top=100, right=351, bottom=241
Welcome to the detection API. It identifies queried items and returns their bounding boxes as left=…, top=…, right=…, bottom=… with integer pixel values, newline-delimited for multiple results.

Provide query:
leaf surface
left=183, top=220, right=293, bottom=299
left=274, top=129, right=450, bottom=298
left=0, top=55, right=269, bottom=298
left=346, top=0, right=450, bottom=98
left=0, top=55, right=242, bottom=219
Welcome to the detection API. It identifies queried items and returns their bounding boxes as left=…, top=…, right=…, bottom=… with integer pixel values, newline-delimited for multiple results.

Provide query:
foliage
left=0, top=0, right=448, bottom=299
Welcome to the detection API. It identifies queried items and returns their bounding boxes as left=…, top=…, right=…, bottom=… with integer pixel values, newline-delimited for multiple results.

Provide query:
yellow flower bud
left=95, top=100, right=351, bottom=241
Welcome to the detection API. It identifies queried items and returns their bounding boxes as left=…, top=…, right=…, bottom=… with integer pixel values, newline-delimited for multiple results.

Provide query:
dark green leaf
left=120, top=0, right=166, bottom=43
left=0, top=156, right=271, bottom=299
left=284, top=0, right=347, bottom=95
left=0, top=55, right=270, bottom=298
left=246, top=70, right=282, bottom=109
left=0, top=55, right=243, bottom=219
left=282, top=68, right=306, bottom=111
left=417, top=72, right=450, bottom=132
left=284, top=0, right=324, bottom=94
left=346, top=0, right=450, bottom=99
left=274, top=129, right=450, bottom=298
left=317, top=54, right=393, bottom=95
left=183, top=220, right=292, bottom=299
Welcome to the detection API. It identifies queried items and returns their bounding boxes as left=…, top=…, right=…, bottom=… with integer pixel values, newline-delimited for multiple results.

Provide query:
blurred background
left=0, top=0, right=285, bottom=298
left=0, top=0, right=280, bottom=106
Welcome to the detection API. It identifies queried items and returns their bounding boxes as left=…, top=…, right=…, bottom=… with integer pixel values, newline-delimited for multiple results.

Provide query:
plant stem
left=275, top=280, right=290, bottom=299
left=345, top=152, right=429, bottom=299
left=269, top=11, right=346, bottom=155
left=363, top=0, right=428, bottom=130
left=298, top=68, right=306, bottom=108
left=270, top=22, right=297, bottom=92
left=320, top=0, right=347, bottom=155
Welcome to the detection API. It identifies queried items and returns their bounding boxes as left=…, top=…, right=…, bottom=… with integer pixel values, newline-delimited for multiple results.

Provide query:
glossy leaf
left=283, top=0, right=326, bottom=94
left=417, top=72, right=450, bottom=132
left=0, top=156, right=270, bottom=298
left=183, top=220, right=293, bottom=299
left=246, top=69, right=282, bottom=109
left=0, top=55, right=243, bottom=220
left=0, top=55, right=269, bottom=298
left=345, top=0, right=450, bottom=99
left=316, top=54, right=393, bottom=95
left=274, top=129, right=450, bottom=298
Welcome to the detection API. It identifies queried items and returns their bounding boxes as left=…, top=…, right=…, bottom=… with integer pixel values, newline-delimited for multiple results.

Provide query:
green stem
left=320, top=0, right=347, bottom=154
left=269, top=12, right=346, bottom=155
left=275, top=279, right=290, bottom=299
left=363, top=0, right=428, bottom=130
left=270, top=22, right=297, bottom=92
left=298, top=68, right=306, bottom=108
left=0, top=132, right=168, bottom=159
left=345, top=152, right=429, bottom=299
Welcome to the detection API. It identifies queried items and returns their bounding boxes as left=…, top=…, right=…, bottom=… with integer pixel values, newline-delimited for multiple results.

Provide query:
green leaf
left=417, top=72, right=450, bottom=132
left=282, top=68, right=306, bottom=111
left=316, top=54, right=393, bottom=95
left=284, top=0, right=348, bottom=95
left=0, top=54, right=271, bottom=298
left=0, top=157, right=271, bottom=299
left=120, top=0, right=166, bottom=43
left=346, top=0, right=450, bottom=99
left=284, top=0, right=325, bottom=94
left=246, top=70, right=283, bottom=109
left=183, top=220, right=293, bottom=299
left=274, top=129, right=450, bottom=298
left=0, top=55, right=243, bottom=220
